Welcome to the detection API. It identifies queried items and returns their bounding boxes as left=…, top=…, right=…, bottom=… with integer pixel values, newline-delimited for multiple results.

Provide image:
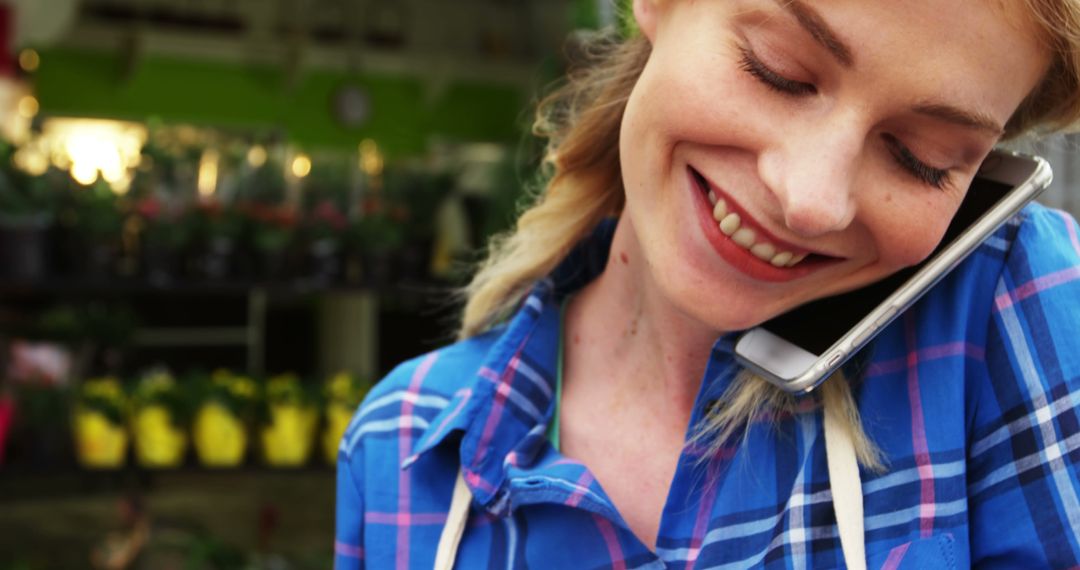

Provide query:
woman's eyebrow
left=772, top=1, right=1003, bottom=135
left=774, top=0, right=854, bottom=67
left=912, top=102, right=1005, bottom=135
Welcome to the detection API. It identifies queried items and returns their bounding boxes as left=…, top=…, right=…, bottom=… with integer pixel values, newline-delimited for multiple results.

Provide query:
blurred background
left=0, top=1, right=1076, bottom=568
left=0, top=0, right=617, bottom=568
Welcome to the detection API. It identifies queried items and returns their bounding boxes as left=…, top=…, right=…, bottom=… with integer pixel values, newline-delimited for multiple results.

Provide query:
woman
left=336, top=0, right=1080, bottom=567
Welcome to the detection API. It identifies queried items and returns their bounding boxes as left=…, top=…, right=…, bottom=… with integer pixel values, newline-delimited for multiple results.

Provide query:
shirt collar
left=403, top=221, right=615, bottom=506
left=404, top=219, right=745, bottom=512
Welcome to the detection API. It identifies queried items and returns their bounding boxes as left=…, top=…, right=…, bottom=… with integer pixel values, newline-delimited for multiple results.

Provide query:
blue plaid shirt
left=336, top=204, right=1080, bottom=569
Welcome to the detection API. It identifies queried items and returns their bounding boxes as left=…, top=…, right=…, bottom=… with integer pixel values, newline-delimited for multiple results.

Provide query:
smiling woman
left=336, top=0, right=1080, bottom=568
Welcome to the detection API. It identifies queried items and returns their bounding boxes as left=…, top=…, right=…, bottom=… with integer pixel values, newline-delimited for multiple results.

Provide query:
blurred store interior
left=0, top=0, right=616, bottom=568
left=0, top=0, right=1077, bottom=568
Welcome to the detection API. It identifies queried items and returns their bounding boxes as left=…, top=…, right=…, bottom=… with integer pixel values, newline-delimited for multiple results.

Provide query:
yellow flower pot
left=132, top=405, right=187, bottom=468
left=323, top=403, right=355, bottom=465
left=73, top=409, right=128, bottom=469
left=261, top=404, right=317, bottom=467
left=193, top=402, right=247, bottom=467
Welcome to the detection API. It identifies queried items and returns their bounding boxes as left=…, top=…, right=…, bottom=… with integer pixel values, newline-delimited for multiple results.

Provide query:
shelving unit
left=0, top=278, right=417, bottom=379
left=0, top=467, right=336, bottom=569
left=132, top=288, right=268, bottom=375
left=0, top=276, right=458, bottom=568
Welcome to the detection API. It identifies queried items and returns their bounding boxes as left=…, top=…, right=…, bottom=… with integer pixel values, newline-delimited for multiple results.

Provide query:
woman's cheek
left=647, top=46, right=757, bottom=143
left=878, top=212, right=952, bottom=269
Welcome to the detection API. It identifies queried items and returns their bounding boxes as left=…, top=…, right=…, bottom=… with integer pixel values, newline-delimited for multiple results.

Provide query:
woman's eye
left=737, top=46, right=817, bottom=96
left=882, top=134, right=951, bottom=190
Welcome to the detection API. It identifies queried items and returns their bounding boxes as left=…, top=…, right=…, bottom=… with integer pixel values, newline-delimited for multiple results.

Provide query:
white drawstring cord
left=825, top=405, right=867, bottom=570
left=434, top=470, right=471, bottom=570
left=434, top=413, right=866, bottom=570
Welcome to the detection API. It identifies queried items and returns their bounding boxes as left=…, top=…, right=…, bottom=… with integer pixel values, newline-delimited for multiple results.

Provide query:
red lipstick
left=688, top=167, right=838, bottom=282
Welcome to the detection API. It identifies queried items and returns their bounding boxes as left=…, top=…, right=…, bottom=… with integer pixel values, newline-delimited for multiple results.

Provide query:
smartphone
left=734, top=150, right=1052, bottom=394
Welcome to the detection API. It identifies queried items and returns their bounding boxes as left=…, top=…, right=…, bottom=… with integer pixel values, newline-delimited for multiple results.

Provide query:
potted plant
left=234, top=156, right=294, bottom=280
left=6, top=381, right=71, bottom=468
left=130, top=368, right=190, bottom=468
left=192, top=369, right=257, bottom=467
left=0, top=143, right=60, bottom=281
left=72, top=376, right=129, bottom=469
left=60, top=180, right=125, bottom=280
left=259, top=372, right=318, bottom=467
left=5, top=306, right=85, bottom=468
left=344, top=195, right=405, bottom=287
left=242, top=202, right=298, bottom=281
left=190, top=200, right=245, bottom=281
left=321, top=371, right=371, bottom=464
left=303, top=199, right=347, bottom=283
left=135, top=196, right=191, bottom=284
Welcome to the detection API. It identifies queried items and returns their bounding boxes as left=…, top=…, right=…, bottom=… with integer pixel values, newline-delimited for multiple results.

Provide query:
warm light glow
left=70, top=161, right=98, bottom=185
left=18, top=49, right=40, bottom=73
left=111, top=176, right=131, bottom=195
left=0, top=80, right=33, bottom=144
left=17, top=95, right=38, bottom=119
left=13, top=146, right=49, bottom=176
left=50, top=146, right=71, bottom=170
left=67, top=132, right=126, bottom=187
left=45, top=118, right=147, bottom=192
left=359, top=139, right=383, bottom=177
left=198, top=149, right=220, bottom=198
left=291, top=153, right=312, bottom=178
left=247, top=144, right=267, bottom=168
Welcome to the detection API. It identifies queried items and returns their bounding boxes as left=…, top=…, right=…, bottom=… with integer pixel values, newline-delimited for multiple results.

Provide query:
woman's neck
left=564, top=216, right=719, bottom=419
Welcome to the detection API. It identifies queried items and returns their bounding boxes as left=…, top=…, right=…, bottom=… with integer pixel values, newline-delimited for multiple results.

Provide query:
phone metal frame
left=734, top=151, right=1053, bottom=394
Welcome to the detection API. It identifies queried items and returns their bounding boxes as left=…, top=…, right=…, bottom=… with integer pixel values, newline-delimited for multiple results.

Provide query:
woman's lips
left=687, top=166, right=841, bottom=282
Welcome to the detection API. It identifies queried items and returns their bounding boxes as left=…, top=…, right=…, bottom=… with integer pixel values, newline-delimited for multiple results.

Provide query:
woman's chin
left=658, top=272, right=787, bottom=335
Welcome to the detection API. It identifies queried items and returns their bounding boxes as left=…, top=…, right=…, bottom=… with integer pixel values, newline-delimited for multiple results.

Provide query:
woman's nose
left=758, top=118, right=863, bottom=238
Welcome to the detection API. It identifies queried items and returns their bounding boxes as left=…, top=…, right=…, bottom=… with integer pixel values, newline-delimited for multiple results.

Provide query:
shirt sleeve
left=967, top=208, right=1080, bottom=569
left=335, top=433, right=366, bottom=569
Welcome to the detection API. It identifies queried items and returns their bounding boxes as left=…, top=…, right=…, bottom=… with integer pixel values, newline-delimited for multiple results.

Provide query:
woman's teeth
left=709, top=193, right=807, bottom=268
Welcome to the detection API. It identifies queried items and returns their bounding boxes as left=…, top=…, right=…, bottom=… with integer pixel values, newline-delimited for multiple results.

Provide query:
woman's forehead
left=656, top=0, right=1049, bottom=130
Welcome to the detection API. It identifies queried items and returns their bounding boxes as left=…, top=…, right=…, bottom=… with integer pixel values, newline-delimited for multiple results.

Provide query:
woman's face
left=620, top=0, right=1049, bottom=331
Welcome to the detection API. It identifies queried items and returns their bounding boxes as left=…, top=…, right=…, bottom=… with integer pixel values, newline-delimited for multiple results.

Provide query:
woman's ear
left=632, top=0, right=660, bottom=43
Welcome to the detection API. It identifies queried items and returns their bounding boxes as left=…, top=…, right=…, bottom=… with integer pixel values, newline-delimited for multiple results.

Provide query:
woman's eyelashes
left=737, top=44, right=953, bottom=190
left=737, top=46, right=817, bottom=96
left=882, top=134, right=951, bottom=189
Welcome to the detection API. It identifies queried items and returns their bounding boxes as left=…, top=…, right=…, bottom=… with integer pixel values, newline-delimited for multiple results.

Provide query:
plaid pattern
left=335, top=204, right=1080, bottom=569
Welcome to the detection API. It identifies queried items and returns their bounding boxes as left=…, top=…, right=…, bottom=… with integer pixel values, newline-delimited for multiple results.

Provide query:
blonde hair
left=459, top=33, right=643, bottom=335
left=460, top=1, right=1080, bottom=470
left=1007, top=0, right=1080, bottom=136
